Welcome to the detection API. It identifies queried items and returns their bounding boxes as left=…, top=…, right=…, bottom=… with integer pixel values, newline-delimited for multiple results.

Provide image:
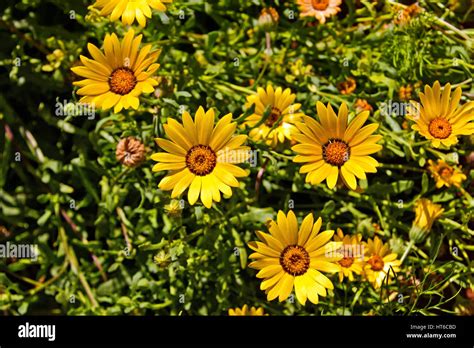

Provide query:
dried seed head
left=0, top=226, right=11, bottom=238
left=116, top=137, right=146, bottom=167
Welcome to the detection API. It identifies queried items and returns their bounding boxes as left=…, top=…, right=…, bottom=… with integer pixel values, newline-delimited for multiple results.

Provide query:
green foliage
left=0, top=0, right=473, bottom=316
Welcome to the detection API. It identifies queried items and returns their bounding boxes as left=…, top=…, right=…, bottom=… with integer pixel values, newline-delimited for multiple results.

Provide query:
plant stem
left=255, top=157, right=270, bottom=200
left=400, top=239, right=415, bottom=264
left=117, top=207, right=132, bottom=253
left=380, top=163, right=425, bottom=172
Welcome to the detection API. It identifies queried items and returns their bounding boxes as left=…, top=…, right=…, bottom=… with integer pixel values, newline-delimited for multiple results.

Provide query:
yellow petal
left=200, top=175, right=213, bottom=208
left=187, top=176, right=201, bottom=205
left=341, top=165, right=357, bottom=190
left=326, top=166, right=339, bottom=189
left=277, top=273, right=294, bottom=302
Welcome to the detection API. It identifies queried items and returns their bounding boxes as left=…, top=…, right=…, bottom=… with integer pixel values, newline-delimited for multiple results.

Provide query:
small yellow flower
left=164, top=199, right=183, bottom=217
left=243, top=85, right=304, bottom=147
left=154, top=250, right=172, bottom=268
left=71, top=30, right=160, bottom=114
left=297, top=0, right=342, bottom=24
left=334, top=229, right=365, bottom=282
left=292, top=102, right=382, bottom=190
left=407, top=81, right=474, bottom=148
left=286, top=59, right=313, bottom=83
left=248, top=211, right=342, bottom=305
left=42, top=49, right=64, bottom=72
left=427, top=159, right=466, bottom=188
left=228, top=305, right=267, bottom=316
left=152, top=107, right=249, bottom=209
left=409, top=198, right=444, bottom=242
left=364, top=236, right=401, bottom=289
left=92, top=0, right=172, bottom=27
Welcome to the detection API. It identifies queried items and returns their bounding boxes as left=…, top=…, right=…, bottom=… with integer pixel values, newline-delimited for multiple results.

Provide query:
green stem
left=218, top=80, right=255, bottom=95
left=440, top=218, right=474, bottom=236
left=400, top=239, right=415, bottom=264
left=380, top=163, right=425, bottom=172
left=28, top=260, right=68, bottom=295
left=458, top=186, right=474, bottom=207
left=310, top=88, right=347, bottom=104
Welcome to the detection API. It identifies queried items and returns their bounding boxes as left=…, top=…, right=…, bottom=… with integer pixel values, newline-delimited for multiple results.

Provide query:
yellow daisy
left=228, top=305, right=267, bottom=316
left=243, top=85, right=304, bottom=147
left=292, top=102, right=382, bottom=190
left=152, top=106, right=250, bottom=209
left=334, top=229, right=364, bottom=282
left=363, top=236, right=401, bottom=289
left=427, top=159, right=466, bottom=188
left=297, top=0, right=342, bottom=24
left=92, top=0, right=172, bottom=27
left=248, top=211, right=342, bottom=305
left=408, top=81, right=474, bottom=148
left=71, top=30, right=160, bottom=114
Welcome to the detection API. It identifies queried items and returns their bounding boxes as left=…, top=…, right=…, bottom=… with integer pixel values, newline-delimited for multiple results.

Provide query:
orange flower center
left=280, top=245, right=310, bottom=276
left=368, top=255, right=384, bottom=271
left=109, top=67, right=137, bottom=95
left=185, top=145, right=217, bottom=176
left=311, top=0, right=330, bottom=11
left=439, top=167, right=453, bottom=179
left=428, top=117, right=452, bottom=139
left=323, top=138, right=350, bottom=167
left=338, top=256, right=354, bottom=268
left=265, top=107, right=282, bottom=127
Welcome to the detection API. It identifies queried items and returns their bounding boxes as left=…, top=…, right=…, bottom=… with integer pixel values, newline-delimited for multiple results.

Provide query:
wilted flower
left=337, top=77, right=356, bottom=95
left=257, top=7, right=279, bottom=31
left=0, top=226, right=11, bottom=238
left=116, top=137, right=146, bottom=167
left=466, top=288, right=474, bottom=301
left=355, top=99, right=373, bottom=113
left=394, top=3, right=422, bottom=25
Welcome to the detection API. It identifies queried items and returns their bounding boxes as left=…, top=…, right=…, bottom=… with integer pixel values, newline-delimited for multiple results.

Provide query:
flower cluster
left=247, top=211, right=402, bottom=308
left=65, top=0, right=473, bottom=315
